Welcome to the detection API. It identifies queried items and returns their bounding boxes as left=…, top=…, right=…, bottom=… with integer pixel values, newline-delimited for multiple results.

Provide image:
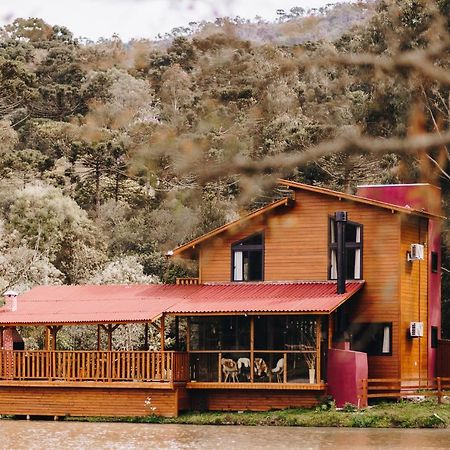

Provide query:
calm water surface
left=0, top=421, right=449, bottom=449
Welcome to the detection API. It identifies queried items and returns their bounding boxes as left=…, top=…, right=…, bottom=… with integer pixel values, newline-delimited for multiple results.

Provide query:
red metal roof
left=0, top=282, right=364, bottom=325
left=165, top=281, right=364, bottom=314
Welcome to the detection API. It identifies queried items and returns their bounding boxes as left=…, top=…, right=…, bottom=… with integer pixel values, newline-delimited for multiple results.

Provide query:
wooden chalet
left=0, top=180, right=443, bottom=417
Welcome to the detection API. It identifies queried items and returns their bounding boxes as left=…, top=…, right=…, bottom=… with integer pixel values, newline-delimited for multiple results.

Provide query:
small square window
left=431, top=252, right=439, bottom=273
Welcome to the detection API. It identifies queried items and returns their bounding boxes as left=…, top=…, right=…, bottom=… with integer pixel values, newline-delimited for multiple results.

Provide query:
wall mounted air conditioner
left=410, top=321, right=424, bottom=338
left=407, top=243, right=425, bottom=262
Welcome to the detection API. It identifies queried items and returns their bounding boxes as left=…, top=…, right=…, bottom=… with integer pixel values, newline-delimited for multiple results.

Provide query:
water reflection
left=0, top=421, right=449, bottom=449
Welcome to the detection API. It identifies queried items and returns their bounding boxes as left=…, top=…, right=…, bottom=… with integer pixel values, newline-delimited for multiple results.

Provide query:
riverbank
left=66, top=400, right=450, bottom=428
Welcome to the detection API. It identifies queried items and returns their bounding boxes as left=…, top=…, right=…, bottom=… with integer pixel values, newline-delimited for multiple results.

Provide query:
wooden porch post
left=44, top=326, right=50, bottom=350
left=97, top=325, right=101, bottom=350
left=316, top=317, right=322, bottom=384
left=250, top=316, right=254, bottom=383
left=186, top=317, right=190, bottom=352
left=160, top=314, right=165, bottom=351
left=144, top=323, right=149, bottom=350
left=175, top=316, right=179, bottom=351
left=328, top=314, right=333, bottom=349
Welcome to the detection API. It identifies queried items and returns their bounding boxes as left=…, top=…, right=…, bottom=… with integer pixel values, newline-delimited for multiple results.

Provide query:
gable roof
left=170, top=196, right=293, bottom=257
left=0, top=281, right=364, bottom=325
left=278, top=179, right=442, bottom=219
left=171, top=179, right=442, bottom=257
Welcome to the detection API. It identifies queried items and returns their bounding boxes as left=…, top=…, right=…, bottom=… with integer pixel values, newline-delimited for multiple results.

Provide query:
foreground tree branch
left=198, top=129, right=450, bottom=181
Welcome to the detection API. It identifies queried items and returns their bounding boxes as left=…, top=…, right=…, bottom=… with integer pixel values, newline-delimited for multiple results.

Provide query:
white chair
left=272, top=358, right=284, bottom=382
left=221, top=358, right=239, bottom=382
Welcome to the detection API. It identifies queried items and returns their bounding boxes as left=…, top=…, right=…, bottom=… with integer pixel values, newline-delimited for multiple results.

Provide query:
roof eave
left=170, top=196, right=294, bottom=257
left=278, top=179, right=445, bottom=220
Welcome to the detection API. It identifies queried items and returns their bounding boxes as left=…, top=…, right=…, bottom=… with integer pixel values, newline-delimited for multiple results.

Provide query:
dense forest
left=0, top=0, right=449, bottom=344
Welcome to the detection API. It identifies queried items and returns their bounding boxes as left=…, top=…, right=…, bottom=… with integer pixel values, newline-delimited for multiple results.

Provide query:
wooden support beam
left=250, top=316, right=254, bottom=383
left=144, top=323, right=149, bottom=351
left=175, top=316, right=179, bottom=351
left=160, top=314, right=165, bottom=351
left=97, top=325, right=101, bottom=351
left=328, top=314, right=333, bottom=349
left=186, top=317, right=190, bottom=352
left=316, top=317, right=322, bottom=384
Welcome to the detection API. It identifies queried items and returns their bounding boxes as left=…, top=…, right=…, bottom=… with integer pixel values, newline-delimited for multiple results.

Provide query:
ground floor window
left=187, top=315, right=321, bottom=384
left=350, top=322, right=392, bottom=356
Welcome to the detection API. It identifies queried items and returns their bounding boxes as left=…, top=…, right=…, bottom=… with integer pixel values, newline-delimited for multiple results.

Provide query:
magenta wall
left=357, top=184, right=442, bottom=377
left=327, top=348, right=368, bottom=408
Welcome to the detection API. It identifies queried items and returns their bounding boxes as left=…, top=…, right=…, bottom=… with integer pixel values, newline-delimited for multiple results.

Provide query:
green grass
left=63, top=399, right=450, bottom=428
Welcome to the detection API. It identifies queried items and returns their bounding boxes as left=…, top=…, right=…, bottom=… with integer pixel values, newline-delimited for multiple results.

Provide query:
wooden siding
left=189, top=389, right=324, bottom=411
left=400, top=216, right=429, bottom=380
left=0, top=384, right=184, bottom=417
left=200, top=190, right=401, bottom=379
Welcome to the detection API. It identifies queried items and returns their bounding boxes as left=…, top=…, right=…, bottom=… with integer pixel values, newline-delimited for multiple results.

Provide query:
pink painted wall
left=356, top=183, right=442, bottom=377
left=327, top=348, right=368, bottom=408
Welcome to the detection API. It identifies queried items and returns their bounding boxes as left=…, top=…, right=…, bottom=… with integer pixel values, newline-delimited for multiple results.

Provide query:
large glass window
left=350, top=322, right=392, bottom=356
left=232, top=233, right=263, bottom=281
left=329, top=219, right=363, bottom=280
left=188, top=315, right=321, bottom=384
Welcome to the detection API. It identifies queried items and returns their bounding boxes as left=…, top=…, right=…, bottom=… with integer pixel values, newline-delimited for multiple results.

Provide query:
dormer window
left=329, top=219, right=363, bottom=280
left=232, top=233, right=264, bottom=281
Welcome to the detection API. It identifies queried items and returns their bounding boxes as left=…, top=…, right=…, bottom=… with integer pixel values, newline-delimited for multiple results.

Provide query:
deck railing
left=359, top=377, right=450, bottom=405
left=0, top=350, right=189, bottom=383
left=176, top=277, right=200, bottom=285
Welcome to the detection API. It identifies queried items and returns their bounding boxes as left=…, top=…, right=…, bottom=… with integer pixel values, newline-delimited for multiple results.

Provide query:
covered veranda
left=0, top=281, right=363, bottom=388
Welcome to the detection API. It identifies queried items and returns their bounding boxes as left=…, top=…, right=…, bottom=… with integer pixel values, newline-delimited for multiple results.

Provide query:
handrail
left=358, top=377, right=450, bottom=405
left=0, top=350, right=189, bottom=383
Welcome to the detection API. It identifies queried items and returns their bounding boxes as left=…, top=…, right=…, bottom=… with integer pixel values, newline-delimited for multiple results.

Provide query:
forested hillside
left=0, top=0, right=448, bottom=335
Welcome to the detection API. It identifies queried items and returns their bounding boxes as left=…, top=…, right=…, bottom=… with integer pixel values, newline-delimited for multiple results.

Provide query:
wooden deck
left=0, top=350, right=327, bottom=417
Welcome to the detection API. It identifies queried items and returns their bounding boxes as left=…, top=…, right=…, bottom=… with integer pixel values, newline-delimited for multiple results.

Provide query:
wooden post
left=50, top=326, right=61, bottom=351
left=360, top=378, right=368, bottom=408
left=328, top=314, right=333, bottom=349
left=218, top=352, right=222, bottom=382
left=283, top=352, right=287, bottom=383
left=175, top=316, right=179, bottom=351
left=316, top=318, right=321, bottom=384
left=97, top=325, right=101, bottom=351
left=437, top=377, right=442, bottom=404
left=250, top=316, right=254, bottom=383
left=160, top=314, right=165, bottom=351
left=44, top=327, right=51, bottom=350
left=144, top=323, right=149, bottom=351
left=186, top=317, right=191, bottom=352
left=107, top=324, right=113, bottom=352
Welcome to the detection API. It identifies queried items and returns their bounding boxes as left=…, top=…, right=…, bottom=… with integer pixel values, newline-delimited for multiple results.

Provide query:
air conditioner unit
left=410, top=321, right=424, bottom=338
left=408, top=243, right=425, bottom=261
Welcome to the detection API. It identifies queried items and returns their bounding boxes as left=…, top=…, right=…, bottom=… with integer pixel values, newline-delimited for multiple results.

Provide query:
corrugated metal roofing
left=0, top=282, right=364, bottom=325
left=166, top=281, right=364, bottom=314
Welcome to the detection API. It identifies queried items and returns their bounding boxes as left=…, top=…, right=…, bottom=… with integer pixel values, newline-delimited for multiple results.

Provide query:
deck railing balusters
left=0, top=350, right=187, bottom=383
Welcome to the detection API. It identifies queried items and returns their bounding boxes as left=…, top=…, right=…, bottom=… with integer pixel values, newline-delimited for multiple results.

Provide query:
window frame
left=328, top=217, right=364, bottom=281
left=231, top=232, right=264, bottom=282
left=431, top=326, right=439, bottom=349
left=349, top=322, right=393, bottom=356
left=431, top=251, right=439, bottom=274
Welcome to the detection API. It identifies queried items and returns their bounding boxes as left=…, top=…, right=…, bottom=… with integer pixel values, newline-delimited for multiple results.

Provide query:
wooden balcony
left=176, top=277, right=200, bottom=285
left=0, top=350, right=189, bottom=383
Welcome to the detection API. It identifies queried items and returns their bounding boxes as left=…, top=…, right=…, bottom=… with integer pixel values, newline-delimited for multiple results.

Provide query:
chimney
left=334, top=211, right=348, bottom=295
left=2, top=290, right=18, bottom=312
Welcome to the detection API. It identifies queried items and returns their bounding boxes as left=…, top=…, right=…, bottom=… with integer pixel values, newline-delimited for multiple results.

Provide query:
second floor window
left=329, top=219, right=363, bottom=280
left=232, top=233, right=263, bottom=281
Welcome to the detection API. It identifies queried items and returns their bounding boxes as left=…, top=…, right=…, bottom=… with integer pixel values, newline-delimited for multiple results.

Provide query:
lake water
left=0, top=421, right=449, bottom=449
